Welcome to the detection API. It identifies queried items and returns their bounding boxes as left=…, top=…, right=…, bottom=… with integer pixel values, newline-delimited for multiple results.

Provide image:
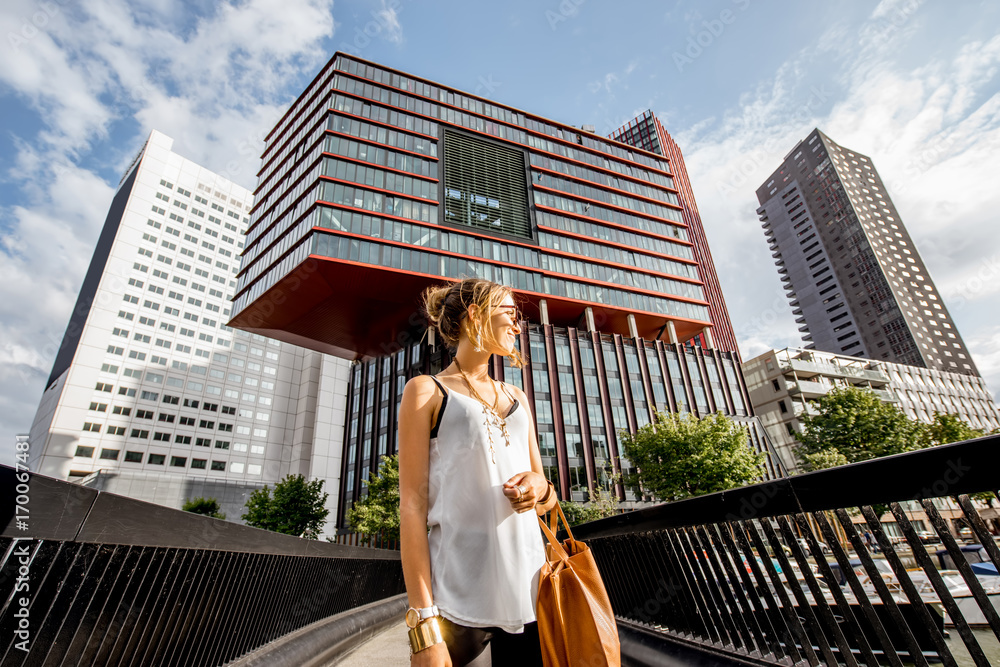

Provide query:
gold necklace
left=454, top=359, right=511, bottom=464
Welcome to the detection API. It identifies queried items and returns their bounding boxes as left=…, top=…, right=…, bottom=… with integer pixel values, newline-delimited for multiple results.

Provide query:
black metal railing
left=575, top=434, right=1000, bottom=666
left=0, top=467, right=404, bottom=666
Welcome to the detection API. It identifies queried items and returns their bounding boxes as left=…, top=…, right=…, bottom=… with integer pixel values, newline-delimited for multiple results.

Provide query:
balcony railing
left=873, top=388, right=900, bottom=402
left=792, top=401, right=819, bottom=418
left=0, top=467, right=404, bottom=666
left=574, top=434, right=1000, bottom=666
left=787, top=379, right=830, bottom=396
left=783, top=358, right=890, bottom=386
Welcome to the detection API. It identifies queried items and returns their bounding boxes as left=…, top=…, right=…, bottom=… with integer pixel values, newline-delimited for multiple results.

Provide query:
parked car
left=795, top=538, right=831, bottom=554
left=916, top=531, right=941, bottom=544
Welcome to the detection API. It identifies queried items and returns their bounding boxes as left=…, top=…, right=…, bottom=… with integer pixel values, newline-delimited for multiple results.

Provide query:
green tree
left=799, top=448, right=850, bottom=472
left=558, top=501, right=600, bottom=526
left=242, top=474, right=329, bottom=539
left=922, top=413, right=994, bottom=506
left=182, top=496, right=226, bottom=520
left=558, top=472, right=622, bottom=526
left=795, top=386, right=925, bottom=470
left=923, top=412, right=986, bottom=447
left=620, top=412, right=766, bottom=502
left=347, top=455, right=401, bottom=540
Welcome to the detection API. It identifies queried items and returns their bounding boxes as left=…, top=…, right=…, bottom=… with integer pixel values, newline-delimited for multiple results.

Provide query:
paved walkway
left=336, top=620, right=410, bottom=666
left=337, top=621, right=492, bottom=666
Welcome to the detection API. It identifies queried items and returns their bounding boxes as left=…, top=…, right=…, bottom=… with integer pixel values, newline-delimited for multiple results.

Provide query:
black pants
left=439, top=617, right=543, bottom=667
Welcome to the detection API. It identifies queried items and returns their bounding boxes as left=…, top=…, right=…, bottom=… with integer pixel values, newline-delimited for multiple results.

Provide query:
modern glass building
left=755, top=129, right=979, bottom=376
left=228, top=54, right=782, bottom=527
left=611, top=110, right=740, bottom=356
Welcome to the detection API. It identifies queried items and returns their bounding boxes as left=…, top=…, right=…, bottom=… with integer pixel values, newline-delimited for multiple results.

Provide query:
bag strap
left=537, top=502, right=575, bottom=562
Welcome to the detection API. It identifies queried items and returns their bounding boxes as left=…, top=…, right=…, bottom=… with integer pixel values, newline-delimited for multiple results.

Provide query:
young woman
left=399, top=278, right=558, bottom=666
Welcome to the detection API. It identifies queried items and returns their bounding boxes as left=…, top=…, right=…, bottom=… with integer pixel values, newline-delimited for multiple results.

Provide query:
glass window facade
left=231, top=54, right=716, bottom=356
left=337, top=325, right=761, bottom=526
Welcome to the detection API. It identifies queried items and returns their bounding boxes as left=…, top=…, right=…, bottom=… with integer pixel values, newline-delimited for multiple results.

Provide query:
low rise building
left=744, top=347, right=1000, bottom=474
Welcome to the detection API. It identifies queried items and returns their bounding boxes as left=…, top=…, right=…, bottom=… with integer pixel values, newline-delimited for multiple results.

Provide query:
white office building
left=28, top=130, right=351, bottom=530
left=744, top=347, right=1000, bottom=474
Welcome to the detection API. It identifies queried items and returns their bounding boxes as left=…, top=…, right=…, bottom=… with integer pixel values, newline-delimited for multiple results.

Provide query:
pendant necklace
left=454, top=359, right=512, bottom=464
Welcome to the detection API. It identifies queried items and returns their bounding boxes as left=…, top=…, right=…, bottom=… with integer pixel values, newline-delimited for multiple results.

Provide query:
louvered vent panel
left=443, top=130, right=532, bottom=240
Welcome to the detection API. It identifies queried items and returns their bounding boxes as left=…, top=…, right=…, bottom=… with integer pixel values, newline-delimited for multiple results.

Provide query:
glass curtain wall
left=337, top=328, right=760, bottom=528
left=601, top=337, right=637, bottom=501
left=580, top=339, right=612, bottom=497
left=529, top=336, right=560, bottom=487
left=554, top=340, right=586, bottom=501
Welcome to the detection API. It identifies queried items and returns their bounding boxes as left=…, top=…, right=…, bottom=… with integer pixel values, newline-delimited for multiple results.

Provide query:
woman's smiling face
left=488, top=296, right=521, bottom=353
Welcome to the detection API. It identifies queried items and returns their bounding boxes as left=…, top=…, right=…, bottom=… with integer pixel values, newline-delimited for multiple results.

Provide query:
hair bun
left=420, top=279, right=522, bottom=370
left=422, top=284, right=452, bottom=325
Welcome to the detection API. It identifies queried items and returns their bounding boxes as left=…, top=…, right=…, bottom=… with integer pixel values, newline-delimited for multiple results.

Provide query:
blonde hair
left=422, top=278, right=523, bottom=367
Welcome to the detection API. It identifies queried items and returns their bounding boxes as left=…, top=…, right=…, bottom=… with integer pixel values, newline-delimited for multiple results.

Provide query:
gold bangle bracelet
left=407, top=616, right=443, bottom=654
left=537, top=481, right=554, bottom=506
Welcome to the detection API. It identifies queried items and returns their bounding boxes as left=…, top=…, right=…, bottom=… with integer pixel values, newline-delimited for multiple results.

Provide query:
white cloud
left=587, top=72, right=619, bottom=95
left=375, top=0, right=404, bottom=45
left=968, top=326, right=1000, bottom=404
left=0, top=0, right=337, bottom=451
left=674, top=13, right=1000, bottom=401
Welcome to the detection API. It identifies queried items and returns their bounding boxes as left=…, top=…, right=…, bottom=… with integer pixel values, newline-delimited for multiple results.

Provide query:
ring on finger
left=517, top=484, right=527, bottom=500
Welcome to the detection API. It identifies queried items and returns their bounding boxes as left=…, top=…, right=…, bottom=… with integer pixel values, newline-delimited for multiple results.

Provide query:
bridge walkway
left=338, top=621, right=492, bottom=667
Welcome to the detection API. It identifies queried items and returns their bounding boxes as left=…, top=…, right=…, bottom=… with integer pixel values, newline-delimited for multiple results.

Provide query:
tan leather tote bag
left=536, top=503, right=621, bottom=667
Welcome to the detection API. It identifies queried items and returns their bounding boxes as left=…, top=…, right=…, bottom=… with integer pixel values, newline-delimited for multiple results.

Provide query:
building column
left=702, top=326, right=715, bottom=349
left=666, top=321, right=679, bottom=345
left=584, top=306, right=596, bottom=333
left=539, top=299, right=549, bottom=326
left=627, top=314, right=639, bottom=339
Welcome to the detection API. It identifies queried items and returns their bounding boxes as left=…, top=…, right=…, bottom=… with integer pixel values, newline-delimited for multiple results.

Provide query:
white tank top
left=425, top=376, right=547, bottom=633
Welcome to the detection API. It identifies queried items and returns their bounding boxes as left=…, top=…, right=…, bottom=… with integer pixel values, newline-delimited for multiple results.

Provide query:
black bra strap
left=429, top=376, right=448, bottom=438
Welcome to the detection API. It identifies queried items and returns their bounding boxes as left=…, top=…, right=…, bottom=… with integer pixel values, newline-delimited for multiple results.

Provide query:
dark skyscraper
left=755, top=129, right=978, bottom=376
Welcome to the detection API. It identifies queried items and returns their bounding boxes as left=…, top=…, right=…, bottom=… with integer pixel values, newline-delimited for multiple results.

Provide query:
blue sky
left=2, top=0, right=1000, bottom=454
